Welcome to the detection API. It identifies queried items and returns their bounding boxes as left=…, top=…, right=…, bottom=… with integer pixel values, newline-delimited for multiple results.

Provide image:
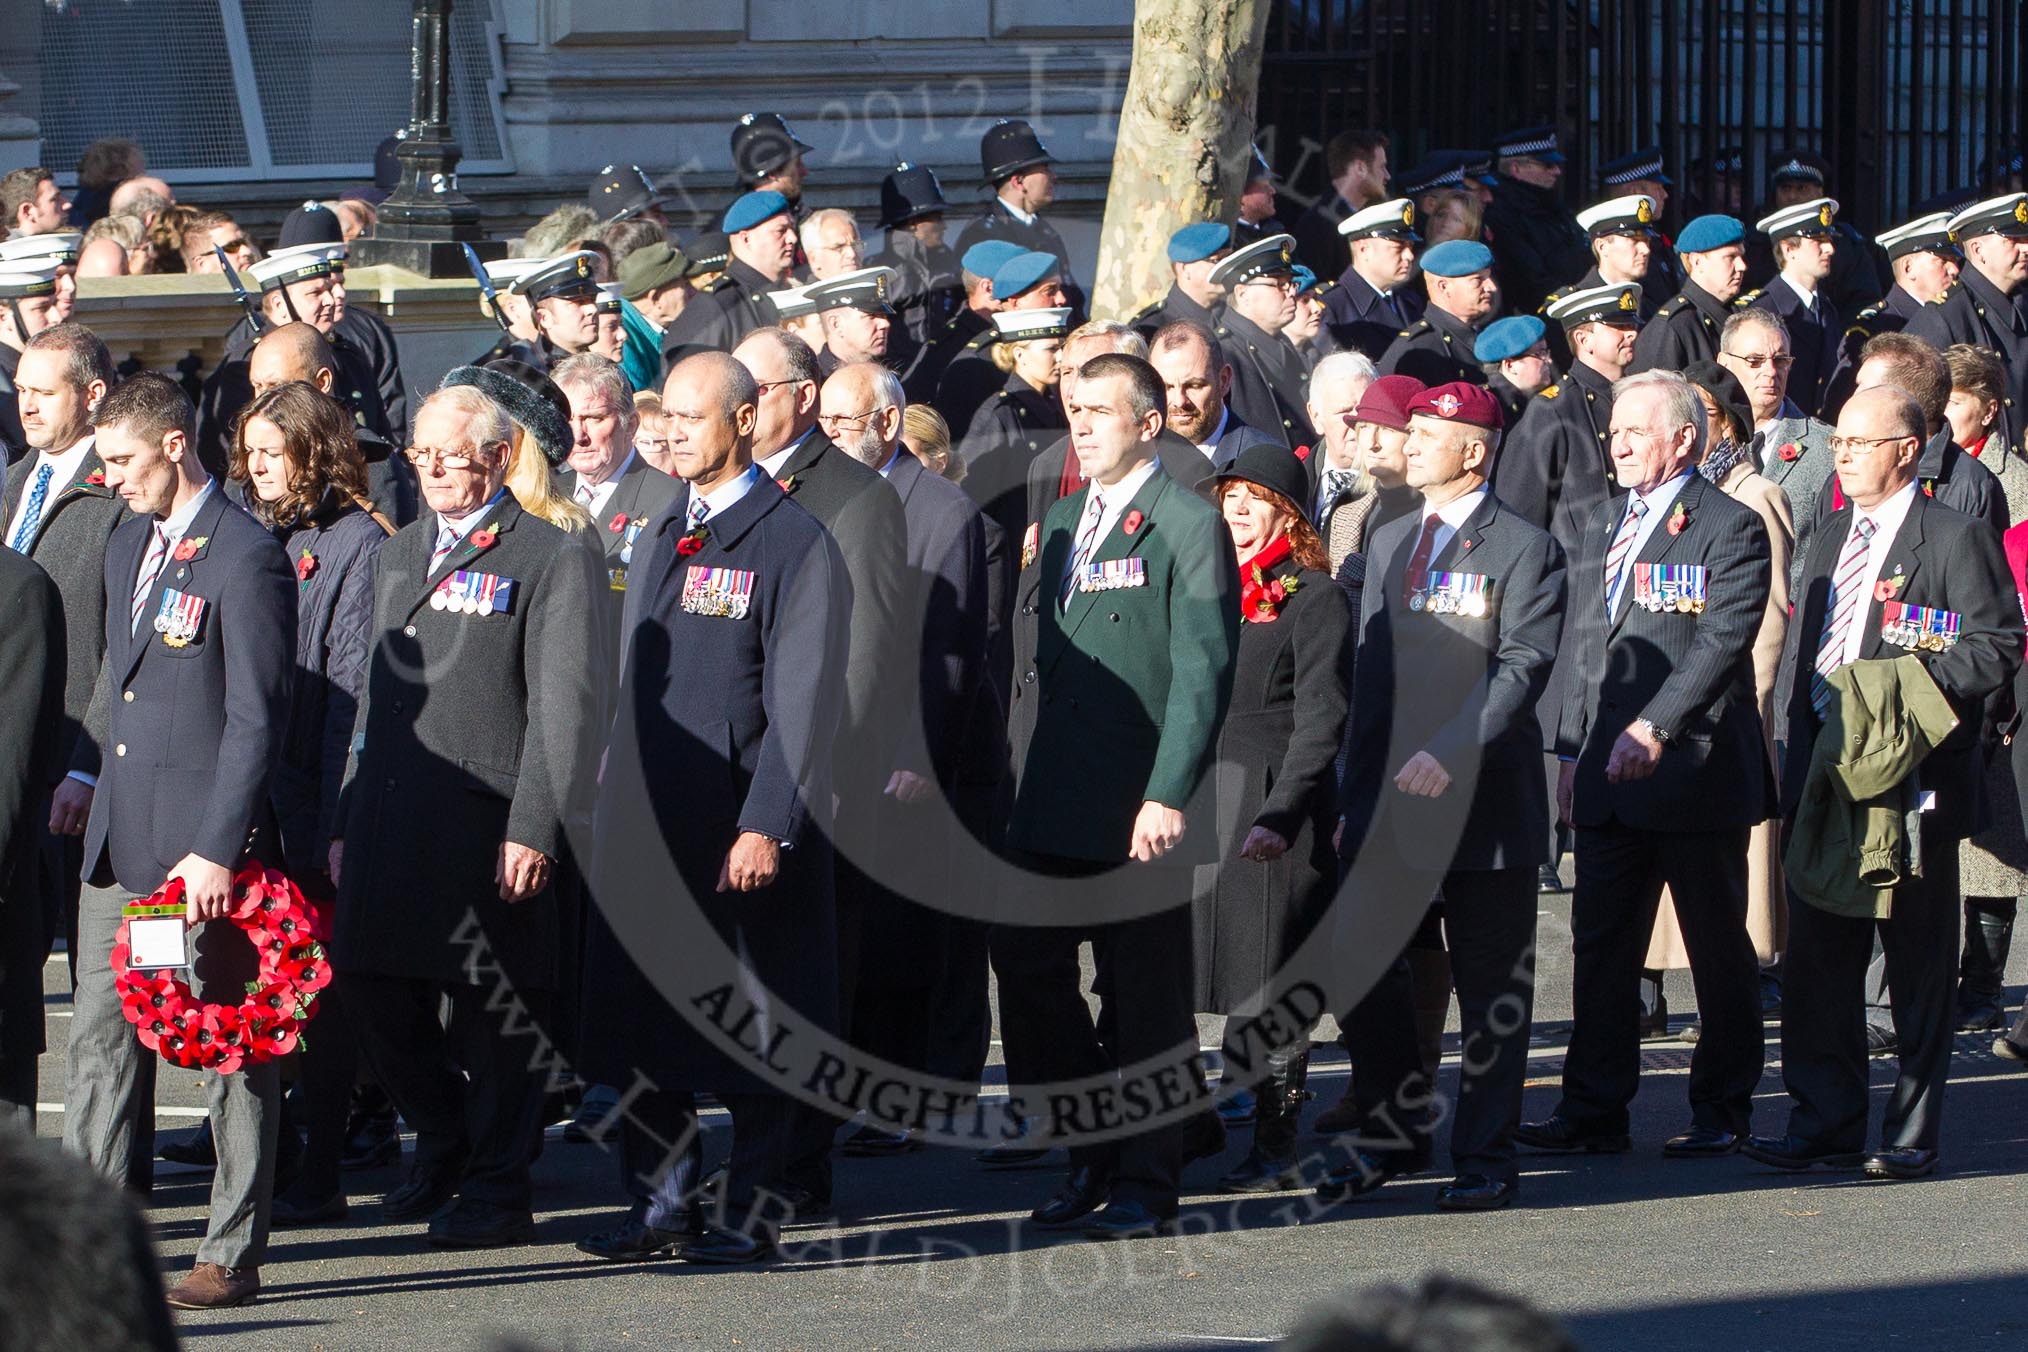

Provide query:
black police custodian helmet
left=980, top=119, right=1054, bottom=184
left=731, top=112, right=815, bottom=183
left=879, top=162, right=949, bottom=229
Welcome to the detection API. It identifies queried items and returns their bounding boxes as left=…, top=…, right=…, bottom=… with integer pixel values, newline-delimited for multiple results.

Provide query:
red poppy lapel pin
left=676, top=526, right=710, bottom=558
left=1777, top=442, right=1800, bottom=462
left=1123, top=509, right=1144, bottom=536
left=468, top=525, right=498, bottom=550
left=172, top=535, right=208, bottom=562
left=608, top=511, right=628, bottom=534
left=295, top=550, right=317, bottom=581
left=1666, top=503, right=1689, bottom=537
left=1875, top=566, right=1905, bottom=602
left=84, top=469, right=106, bottom=487
left=777, top=473, right=799, bottom=494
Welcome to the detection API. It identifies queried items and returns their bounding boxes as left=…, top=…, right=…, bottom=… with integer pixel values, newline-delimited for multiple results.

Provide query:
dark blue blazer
left=885, top=451, right=990, bottom=787
left=583, top=473, right=849, bottom=1091
left=78, top=487, right=295, bottom=894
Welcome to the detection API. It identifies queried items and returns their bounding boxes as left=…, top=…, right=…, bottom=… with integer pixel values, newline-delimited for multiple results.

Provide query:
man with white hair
left=1303, top=350, right=1378, bottom=561
left=1520, top=369, right=1773, bottom=1163
left=800, top=208, right=864, bottom=282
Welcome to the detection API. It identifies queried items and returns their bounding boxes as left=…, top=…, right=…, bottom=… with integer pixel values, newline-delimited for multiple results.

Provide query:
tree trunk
left=1092, top=0, right=1273, bottom=323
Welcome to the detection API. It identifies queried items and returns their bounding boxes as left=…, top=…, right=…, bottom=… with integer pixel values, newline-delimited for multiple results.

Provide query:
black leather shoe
left=1030, top=1166, right=1110, bottom=1228
left=772, top=1181, right=838, bottom=1228
left=976, top=1140, right=1052, bottom=1168
left=1638, top=996, right=1671, bottom=1041
left=269, top=1191, right=348, bottom=1227
left=841, top=1125, right=921, bottom=1158
left=679, top=1226, right=776, bottom=1265
left=427, top=1199, right=534, bottom=1248
left=1742, top=1134, right=1865, bottom=1172
left=1863, top=1147, right=1938, bottom=1180
left=1662, top=1126, right=1741, bottom=1158
left=1955, top=995, right=2005, bottom=1033
left=1865, top=1024, right=1898, bottom=1057
left=1537, top=864, right=1565, bottom=893
left=340, top=1116, right=401, bottom=1171
left=1081, top=1200, right=1174, bottom=1240
left=1435, top=1174, right=1514, bottom=1211
left=159, top=1120, right=217, bottom=1168
left=576, top=1216, right=695, bottom=1260
left=1514, top=1116, right=1632, bottom=1154
left=381, top=1159, right=465, bottom=1222
left=1679, top=1021, right=1704, bottom=1046
left=1216, top=1147, right=1301, bottom=1193
left=1315, top=1148, right=1426, bottom=1203
left=1311, top=1093, right=1364, bottom=1135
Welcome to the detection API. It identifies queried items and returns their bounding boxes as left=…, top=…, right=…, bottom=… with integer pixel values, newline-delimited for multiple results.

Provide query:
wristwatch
left=1635, top=717, right=1671, bottom=744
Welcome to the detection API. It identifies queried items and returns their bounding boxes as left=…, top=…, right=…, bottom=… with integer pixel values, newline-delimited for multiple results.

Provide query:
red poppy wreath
left=112, top=865, right=330, bottom=1073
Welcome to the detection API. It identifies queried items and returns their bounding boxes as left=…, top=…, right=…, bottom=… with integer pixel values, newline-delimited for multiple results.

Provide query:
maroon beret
left=1407, top=381, right=1505, bottom=432
left=1354, top=374, right=1428, bottom=431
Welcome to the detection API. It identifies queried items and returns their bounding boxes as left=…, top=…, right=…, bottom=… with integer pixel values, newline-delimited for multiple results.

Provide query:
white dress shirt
left=1065, top=457, right=1160, bottom=567
left=432, top=488, right=508, bottom=564
left=1411, top=486, right=1488, bottom=568
left=1837, top=480, right=1919, bottom=665
left=758, top=427, right=817, bottom=480
left=997, top=195, right=1037, bottom=227
left=137, top=478, right=216, bottom=596
left=689, top=463, right=762, bottom=523
left=1606, top=469, right=1694, bottom=620
left=1779, top=271, right=1821, bottom=313
left=574, top=449, right=637, bottom=519
left=6, top=433, right=95, bottom=548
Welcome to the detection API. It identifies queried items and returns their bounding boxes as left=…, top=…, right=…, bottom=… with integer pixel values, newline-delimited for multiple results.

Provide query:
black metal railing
left=1258, top=0, right=2026, bottom=232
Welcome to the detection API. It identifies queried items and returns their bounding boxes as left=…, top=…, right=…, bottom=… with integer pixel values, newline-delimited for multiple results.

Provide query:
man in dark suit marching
left=1749, top=385, right=2021, bottom=1181
left=818, top=361, right=990, bottom=1154
left=331, top=383, right=607, bottom=1251
left=1520, top=369, right=1774, bottom=1159
left=1325, top=382, right=1566, bottom=1212
left=996, top=353, right=1240, bottom=1240
left=577, top=352, right=847, bottom=1264
left=551, top=353, right=680, bottom=630
left=4, top=323, right=122, bottom=984
left=53, top=373, right=295, bottom=1310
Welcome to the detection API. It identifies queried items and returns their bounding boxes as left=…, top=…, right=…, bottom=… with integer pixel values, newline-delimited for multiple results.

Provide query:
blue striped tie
left=8, top=464, right=51, bottom=553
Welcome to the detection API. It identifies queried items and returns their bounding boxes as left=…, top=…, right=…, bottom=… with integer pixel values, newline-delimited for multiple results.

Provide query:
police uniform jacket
left=1191, top=557, right=1350, bottom=1013
left=4, top=441, right=126, bottom=775
left=908, top=307, right=990, bottom=404
left=1904, top=269, right=2028, bottom=458
left=1007, top=469, right=1240, bottom=865
left=333, top=494, right=606, bottom=990
left=660, top=256, right=780, bottom=366
left=579, top=475, right=849, bottom=1092
left=1629, top=278, right=1731, bottom=375
left=1780, top=490, right=2019, bottom=842
left=1322, top=271, right=1425, bottom=364
left=1484, top=176, right=1592, bottom=317
left=270, top=495, right=384, bottom=882
left=1748, top=281, right=1841, bottom=417
left=1556, top=473, right=1775, bottom=832
left=953, top=200, right=1087, bottom=318
left=1217, top=309, right=1314, bottom=448
left=1493, top=359, right=1616, bottom=551
left=1377, top=304, right=1484, bottom=387
left=871, top=232, right=964, bottom=350
left=78, top=489, right=296, bottom=893
left=1343, top=491, right=1566, bottom=873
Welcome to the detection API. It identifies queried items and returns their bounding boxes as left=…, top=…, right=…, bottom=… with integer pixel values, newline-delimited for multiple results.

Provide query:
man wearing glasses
left=1718, top=308, right=1835, bottom=596
left=1210, top=234, right=1315, bottom=448
left=330, top=383, right=607, bottom=1249
left=1750, top=383, right=2019, bottom=1182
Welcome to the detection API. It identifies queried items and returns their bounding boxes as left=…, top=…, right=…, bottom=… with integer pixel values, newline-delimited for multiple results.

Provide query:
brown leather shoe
left=164, top=1262, right=260, bottom=1309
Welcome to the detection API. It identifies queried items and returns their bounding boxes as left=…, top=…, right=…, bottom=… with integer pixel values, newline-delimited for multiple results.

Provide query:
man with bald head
left=1752, top=383, right=2020, bottom=1182
left=816, top=361, right=990, bottom=1153
left=578, top=351, right=848, bottom=1265
left=247, top=322, right=418, bottom=525
left=107, top=176, right=174, bottom=228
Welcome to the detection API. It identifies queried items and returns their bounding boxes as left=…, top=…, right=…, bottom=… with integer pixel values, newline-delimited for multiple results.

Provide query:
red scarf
left=1967, top=431, right=1991, bottom=460
left=1238, top=535, right=1296, bottom=623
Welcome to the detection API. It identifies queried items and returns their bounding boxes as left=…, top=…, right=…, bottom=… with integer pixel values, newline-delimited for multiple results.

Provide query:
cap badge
left=1618, top=289, right=1637, bottom=311
left=1818, top=204, right=1833, bottom=226
left=1636, top=199, right=1653, bottom=224
left=575, top=256, right=590, bottom=277
left=1433, top=392, right=1462, bottom=418
left=2015, top=200, right=2027, bottom=225
left=1400, top=202, right=1415, bottom=226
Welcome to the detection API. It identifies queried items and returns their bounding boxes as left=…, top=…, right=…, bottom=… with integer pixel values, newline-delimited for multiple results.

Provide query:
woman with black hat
left=1645, top=361, right=1794, bottom=1031
left=1191, top=443, right=1355, bottom=1192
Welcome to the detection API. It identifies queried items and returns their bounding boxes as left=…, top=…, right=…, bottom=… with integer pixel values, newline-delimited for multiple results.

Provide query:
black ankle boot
left=1957, top=898, right=2016, bottom=1031
left=1217, top=1048, right=1307, bottom=1193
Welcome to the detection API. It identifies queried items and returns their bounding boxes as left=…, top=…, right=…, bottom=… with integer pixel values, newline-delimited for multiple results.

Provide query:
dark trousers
left=1340, top=866, right=1536, bottom=1182
left=618, top=1087, right=797, bottom=1235
left=1780, top=836, right=1961, bottom=1152
left=991, top=857, right=1199, bottom=1215
left=924, top=914, right=994, bottom=1084
left=342, top=971, right=553, bottom=1213
left=1557, top=821, right=1762, bottom=1134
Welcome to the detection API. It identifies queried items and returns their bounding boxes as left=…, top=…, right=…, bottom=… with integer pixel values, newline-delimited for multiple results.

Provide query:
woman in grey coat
left=235, top=380, right=389, bottom=1224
